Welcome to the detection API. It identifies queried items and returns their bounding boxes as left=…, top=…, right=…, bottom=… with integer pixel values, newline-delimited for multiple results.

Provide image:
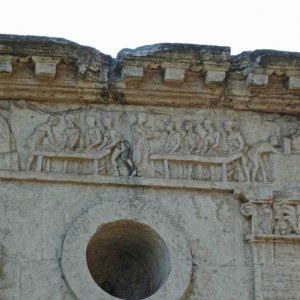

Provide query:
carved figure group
left=25, top=112, right=282, bottom=183
left=26, top=114, right=135, bottom=176
left=243, top=202, right=300, bottom=237
left=131, top=113, right=159, bottom=176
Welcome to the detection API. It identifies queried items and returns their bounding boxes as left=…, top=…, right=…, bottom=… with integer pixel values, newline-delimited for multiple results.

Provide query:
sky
left=0, top=0, right=299, bottom=58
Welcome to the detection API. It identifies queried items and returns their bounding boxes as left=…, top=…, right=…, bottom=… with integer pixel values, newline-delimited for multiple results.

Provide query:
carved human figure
left=223, top=120, right=248, bottom=182
left=98, top=117, right=135, bottom=176
left=290, top=123, right=300, bottom=151
left=201, top=119, right=221, bottom=180
left=84, top=115, right=102, bottom=151
left=201, top=119, right=221, bottom=156
left=131, top=113, right=159, bottom=176
left=163, top=121, right=182, bottom=153
left=274, top=204, right=300, bottom=235
left=245, top=135, right=281, bottom=183
left=182, top=120, right=201, bottom=154
left=60, top=114, right=84, bottom=151
left=26, top=115, right=60, bottom=170
left=258, top=204, right=273, bottom=234
left=223, top=121, right=245, bottom=154
left=0, top=114, right=12, bottom=154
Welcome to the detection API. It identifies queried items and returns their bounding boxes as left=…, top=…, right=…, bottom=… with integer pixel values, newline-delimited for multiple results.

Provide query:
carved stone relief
left=0, top=102, right=297, bottom=188
left=0, top=113, right=18, bottom=171
left=241, top=200, right=300, bottom=241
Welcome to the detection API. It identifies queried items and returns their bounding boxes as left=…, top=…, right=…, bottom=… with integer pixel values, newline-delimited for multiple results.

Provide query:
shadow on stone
left=86, top=220, right=171, bottom=300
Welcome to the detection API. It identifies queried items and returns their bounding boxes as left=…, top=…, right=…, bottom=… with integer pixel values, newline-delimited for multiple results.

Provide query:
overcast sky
left=1, top=0, right=299, bottom=57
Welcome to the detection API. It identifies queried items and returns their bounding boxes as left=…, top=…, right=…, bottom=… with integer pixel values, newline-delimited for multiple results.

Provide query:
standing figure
left=27, top=115, right=60, bottom=170
left=223, top=120, right=248, bottom=182
left=245, top=135, right=281, bottom=183
left=60, top=114, right=84, bottom=151
left=181, top=120, right=201, bottom=179
left=84, top=115, right=102, bottom=152
left=163, top=121, right=182, bottom=153
left=201, top=119, right=221, bottom=156
left=131, top=113, right=159, bottom=176
left=201, top=119, right=221, bottom=181
left=223, top=121, right=245, bottom=154
left=259, top=205, right=273, bottom=234
left=182, top=120, right=201, bottom=154
left=99, top=117, right=135, bottom=176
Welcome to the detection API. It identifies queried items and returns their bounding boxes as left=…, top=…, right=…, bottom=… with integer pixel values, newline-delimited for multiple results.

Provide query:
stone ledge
left=164, top=67, right=185, bottom=83
left=121, top=66, right=144, bottom=81
left=32, top=56, right=60, bottom=78
left=0, top=169, right=275, bottom=193
left=245, top=234, right=300, bottom=243
left=247, top=73, right=268, bottom=86
left=288, top=76, right=300, bottom=90
left=0, top=55, right=13, bottom=74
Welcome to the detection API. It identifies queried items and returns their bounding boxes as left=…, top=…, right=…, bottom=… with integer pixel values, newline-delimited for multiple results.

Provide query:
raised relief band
left=0, top=104, right=297, bottom=191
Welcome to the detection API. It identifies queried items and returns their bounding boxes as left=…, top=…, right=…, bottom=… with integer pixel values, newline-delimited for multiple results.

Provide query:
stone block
left=164, top=67, right=185, bottom=83
left=287, top=76, right=300, bottom=90
left=0, top=260, right=20, bottom=300
left=0, top=183, right=42, bottom=261
left=205, top=70, right=226, bottom=84
left=21, top=260, right=70, bottom=300
left=0, top=56, right=13, bottom=74
left=34, top=62, right=57, bottom=78
left=247, top=73, right=268, bottom=86
left=121, top=66, right=143, bottom=81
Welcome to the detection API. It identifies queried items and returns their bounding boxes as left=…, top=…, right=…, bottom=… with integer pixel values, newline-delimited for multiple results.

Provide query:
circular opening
left=86, top=220, right=171, bottom=300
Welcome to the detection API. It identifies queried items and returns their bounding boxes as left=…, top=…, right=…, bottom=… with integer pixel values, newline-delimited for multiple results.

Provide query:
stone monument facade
left=0, top=34, right=300, bottom=299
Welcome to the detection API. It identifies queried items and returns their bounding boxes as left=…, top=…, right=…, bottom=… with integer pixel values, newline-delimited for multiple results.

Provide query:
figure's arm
left=191, top=135, right=200, bottom=152
left=210, top=132, right=220, bottom=150
left=171, top=135, right=182, bottom=152
left=47, top=127, right=57, bottom=146
left=201, top=138, right=209, bottom=155
left=88, top=128, right=102, bottom=149
left=98, top=136, right=109, bottom=150
left=103, top=131, right=121, bottom=150
left=59, top=133, right=67, bottom=150
left=270, top=146, right=282, bottom=155
left=237, top=135, right=245, bottom=152
left=146, top=132, right=160, bottom=139
left=258, top=144, right=281, bottom=155
left=79, top=133, right=84, bottom=150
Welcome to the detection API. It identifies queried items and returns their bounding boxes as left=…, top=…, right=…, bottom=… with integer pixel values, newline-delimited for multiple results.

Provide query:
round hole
left=86, top=220, right=171, bottom=300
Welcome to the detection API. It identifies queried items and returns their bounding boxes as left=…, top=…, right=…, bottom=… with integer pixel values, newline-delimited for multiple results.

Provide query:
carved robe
left=131, top=123, right=150, bottom=176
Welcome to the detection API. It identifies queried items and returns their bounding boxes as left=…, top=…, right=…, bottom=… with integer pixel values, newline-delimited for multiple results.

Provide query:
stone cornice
left=0, top=34, right=299, bottom=113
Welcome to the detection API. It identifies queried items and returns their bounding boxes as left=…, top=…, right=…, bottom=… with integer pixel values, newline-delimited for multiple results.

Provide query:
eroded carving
left=274, top=204, right=300, bottom=235
left=201, top=119, right=221, bottom=156
left=26, top=115, right=60, bottom=170
left=60, top=114, right=84, bottom=152
left=6, top=106, right=295, bottom=185
left=241, top=201, right=300, bottom=240
left=131, top=113, right=159, bottom=177
left=0, top=113, right=18, bottom=171
left=244, top=135, right=281, bottom=183
left=99, top=117, right=135, bottom=176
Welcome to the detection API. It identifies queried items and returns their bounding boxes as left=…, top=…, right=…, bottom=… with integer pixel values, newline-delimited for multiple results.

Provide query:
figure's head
left=166, top=121, right=175, bottom=132
left=203, top=119, right=212, bottom=130
left=86, top=115, right=96, bottom=128
left=184, top=120, right=193, bottom=131
left=223, top=121, right=233, bottom=132
left=103, top=117, right=112, bottom=128
left=268, top=135, right=279, bottom=146
left=137, top=113, right=147, bottom=124
left=65, top=114, right=75, bottom=124
left=48, top=115, right=60, bottom=126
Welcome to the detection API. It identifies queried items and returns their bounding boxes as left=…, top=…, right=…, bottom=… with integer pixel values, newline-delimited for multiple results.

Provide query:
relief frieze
left=0, top=101, right=299, bottom=190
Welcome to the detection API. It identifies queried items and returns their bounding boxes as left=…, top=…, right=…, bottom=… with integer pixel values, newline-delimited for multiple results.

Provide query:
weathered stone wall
left=0, top=34, right=300, bottom=299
